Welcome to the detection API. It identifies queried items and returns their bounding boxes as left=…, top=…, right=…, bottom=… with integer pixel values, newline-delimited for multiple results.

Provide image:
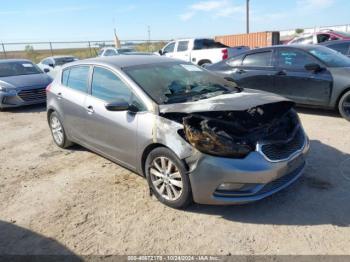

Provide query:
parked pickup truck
left=158, top=38, right=249, bottom=66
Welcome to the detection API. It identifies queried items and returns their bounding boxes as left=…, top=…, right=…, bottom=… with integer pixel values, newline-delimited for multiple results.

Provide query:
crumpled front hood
left=159, top=89, right=293, bottom=114
left=0, top=73, right=52, bottom=89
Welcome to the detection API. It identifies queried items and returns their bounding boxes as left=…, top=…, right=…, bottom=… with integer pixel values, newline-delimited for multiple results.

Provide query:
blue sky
left=0, top=0, right=349, bottom=42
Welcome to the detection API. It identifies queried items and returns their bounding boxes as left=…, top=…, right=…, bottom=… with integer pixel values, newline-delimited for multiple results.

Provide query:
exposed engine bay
left=161, top=101, right=299, bottom=158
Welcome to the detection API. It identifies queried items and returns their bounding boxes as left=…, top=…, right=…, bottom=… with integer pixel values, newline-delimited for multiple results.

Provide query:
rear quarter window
left=61, top=66, right=90, bottom=93
left=242, top=52, right=272, bottom=67
left=62, top=69, right=70, bottom=86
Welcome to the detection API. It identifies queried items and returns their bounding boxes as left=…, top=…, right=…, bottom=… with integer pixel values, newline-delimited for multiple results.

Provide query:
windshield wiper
left=190, top=90, right=231, bottom=101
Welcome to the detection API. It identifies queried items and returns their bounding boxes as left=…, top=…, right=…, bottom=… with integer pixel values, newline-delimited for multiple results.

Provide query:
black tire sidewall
left=339, top=91, right=350, bottom=121
left=145, top=147, right=192, bottom=209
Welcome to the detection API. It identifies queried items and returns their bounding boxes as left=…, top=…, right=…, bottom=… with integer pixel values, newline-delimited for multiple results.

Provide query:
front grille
left=18, top=88, right=46, bottom=102
left=261, top=129, right=305, bottom=161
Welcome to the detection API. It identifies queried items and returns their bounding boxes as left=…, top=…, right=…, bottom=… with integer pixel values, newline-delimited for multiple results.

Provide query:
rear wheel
left=338, top=91, right=350, bottom=121
left=145, top=147, right=192, bottom=209
left=198, top=60, right=212, bottom=67
left=49, top=111, right=73, bottom=148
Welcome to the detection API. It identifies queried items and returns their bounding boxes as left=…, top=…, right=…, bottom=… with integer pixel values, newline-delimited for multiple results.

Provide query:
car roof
left=0, top=59, right=33, bottom=64
left=42, top=55, right=75, bottom=59
left=65, top=55, right=179, bottom=69
left=52, top=55, right=75, bottom=58
left=319, top=39, right=350, bottom=46
left=243, top=44, right=326, bottom=54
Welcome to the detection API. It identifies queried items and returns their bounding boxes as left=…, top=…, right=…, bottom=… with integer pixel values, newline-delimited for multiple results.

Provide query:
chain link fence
left=0, top=40, right=169, bottom=63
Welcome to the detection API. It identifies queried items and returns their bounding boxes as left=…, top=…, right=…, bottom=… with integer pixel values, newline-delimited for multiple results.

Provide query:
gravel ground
left=0, top=104, right=350, bottom=256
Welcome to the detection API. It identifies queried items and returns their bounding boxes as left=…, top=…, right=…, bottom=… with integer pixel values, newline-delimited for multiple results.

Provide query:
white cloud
left=179, top=0, right=244, bottom=21
left=191, top=0, right=227, bottom=11
left=297, top=0, right=335, bottom=10
left=215, top=6, right=245, bottom=17
left=179, top=12, right=196, bottom=21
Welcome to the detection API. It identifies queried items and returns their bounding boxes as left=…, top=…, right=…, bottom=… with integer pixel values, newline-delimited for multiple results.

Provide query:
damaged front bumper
left=187, top=129, right=310, bottom=205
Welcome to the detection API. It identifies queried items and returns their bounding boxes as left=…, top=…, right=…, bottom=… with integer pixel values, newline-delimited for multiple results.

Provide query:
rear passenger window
left=227, top=55, right=243, bottom=67
left=242, top=52, right=272, bottom=67
left=91, top=67, right=132, bottom=103
left=277, top=49, right=317, bottom=69
left=177, top=41, right=189, bottom=52
left=63, top=66, right=90, bottom=93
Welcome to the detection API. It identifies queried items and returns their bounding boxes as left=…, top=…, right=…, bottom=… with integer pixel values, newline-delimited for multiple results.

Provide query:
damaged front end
left=162, top=100, right=300, bottom=159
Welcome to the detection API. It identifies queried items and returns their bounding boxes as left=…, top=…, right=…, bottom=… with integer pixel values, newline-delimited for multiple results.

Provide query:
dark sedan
left=0, top=59, right=52, bottom=109
left=206, top=45, right=350, bottom=121
left=320, top=40, right=350, bottom=57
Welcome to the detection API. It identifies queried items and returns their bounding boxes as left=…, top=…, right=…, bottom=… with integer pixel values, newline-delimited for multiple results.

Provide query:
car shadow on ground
left=187, top=140, right=350, bottom=227
left=1, top=104, right=46, bottom=113
left=0, top=220, right=82, bottom=260
left=296, top=106, right=341, bottom=118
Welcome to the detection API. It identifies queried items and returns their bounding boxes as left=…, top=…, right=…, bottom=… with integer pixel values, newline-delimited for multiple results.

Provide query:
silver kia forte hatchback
left=47, top=56, right=309, bottom=208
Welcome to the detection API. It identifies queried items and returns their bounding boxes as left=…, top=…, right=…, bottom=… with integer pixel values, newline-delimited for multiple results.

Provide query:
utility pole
left=147, top=25, right=151, bottom=52
left=246, top=0, right=250, bottom=34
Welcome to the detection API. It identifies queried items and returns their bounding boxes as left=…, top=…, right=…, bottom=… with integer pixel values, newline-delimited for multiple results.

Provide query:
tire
left=198, top=60, right=212, bottom=67
left=338, top=91, right=350, bottom=121
left=48, top=111, right=73, bottom=148
left=145, top=147, right=192, bottom=209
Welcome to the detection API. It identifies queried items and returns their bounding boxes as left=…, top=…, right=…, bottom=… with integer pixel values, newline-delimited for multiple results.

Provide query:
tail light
left=222, top=49, right=228, bottom=60
left=46, top=84, right=52, bottom=93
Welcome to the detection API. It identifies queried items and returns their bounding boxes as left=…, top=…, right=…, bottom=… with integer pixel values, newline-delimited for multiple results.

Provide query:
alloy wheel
left=149, top=157, right=183, bottom=201
left=50, top=115, right=64, bottom=145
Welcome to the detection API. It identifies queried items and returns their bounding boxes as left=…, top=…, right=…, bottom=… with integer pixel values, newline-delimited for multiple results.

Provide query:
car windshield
left=308, top=46, right=350, bottom=67
left=0, top=61, right=42, bottom=77
left=54, top=57, right=76, bottom=66
left=124, top=62, right=239, bottom=104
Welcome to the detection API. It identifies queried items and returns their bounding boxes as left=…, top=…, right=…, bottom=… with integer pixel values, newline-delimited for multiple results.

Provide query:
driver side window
left=104, top=49, right=117, bottom=56
left=163, top=42, right=175, bottom=54
left=91, top=67, right=145, bottom=110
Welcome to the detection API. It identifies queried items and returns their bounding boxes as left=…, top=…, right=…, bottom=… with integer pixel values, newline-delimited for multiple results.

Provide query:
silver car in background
left=47, top=56, right=309, bottom=208
left=0, top=59, right=52, bottom=109
left=37, top=56, right=78, bottom=78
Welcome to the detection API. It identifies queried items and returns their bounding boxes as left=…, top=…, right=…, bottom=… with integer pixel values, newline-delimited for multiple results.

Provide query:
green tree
left=295, top=28, right=304, bottom=35
left=24, top=45, right=38, bottom=62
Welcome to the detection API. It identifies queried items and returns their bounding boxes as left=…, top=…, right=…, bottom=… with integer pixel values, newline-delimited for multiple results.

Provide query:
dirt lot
left=0, top=105, right=350, bottom=256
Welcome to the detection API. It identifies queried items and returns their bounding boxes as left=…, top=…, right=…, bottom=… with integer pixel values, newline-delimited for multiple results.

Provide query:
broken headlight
left=183, top=116, right=252, bottom=158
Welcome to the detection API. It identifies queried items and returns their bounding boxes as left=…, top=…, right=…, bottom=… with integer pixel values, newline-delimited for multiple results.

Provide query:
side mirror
left=305, top=63, right=322, bottom=72
left=105, top=100, right=130, bottom=111
left=48, top=63, right=55, bottom=68
left=105, top=100, right=139, bottom=113
left=43, top=68, right=50, bottom=73
left=158, top=50, right=163, bottom=55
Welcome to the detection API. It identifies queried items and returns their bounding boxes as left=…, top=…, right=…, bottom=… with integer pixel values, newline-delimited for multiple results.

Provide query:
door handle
left=86, top=105, right=94, bottom=114
left=276, top=70, right=287, bottom=76
left=57, top=92, right=62, bottom=99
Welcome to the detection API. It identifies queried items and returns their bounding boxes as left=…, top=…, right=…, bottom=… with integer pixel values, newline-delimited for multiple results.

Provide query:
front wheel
left=338, top=91, right=350, bottom=121
left=145, top=147, right=192, bottom=209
